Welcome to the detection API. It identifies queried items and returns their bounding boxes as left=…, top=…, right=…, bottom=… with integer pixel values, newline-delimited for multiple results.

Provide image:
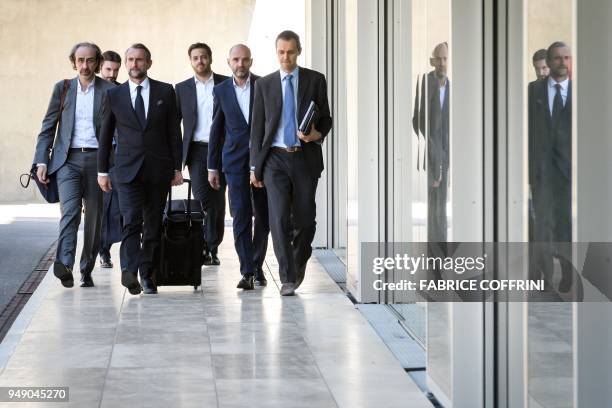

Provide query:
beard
left=233, top=68, right=248, bottom=79
left=129, top=68, right=146, bottom=79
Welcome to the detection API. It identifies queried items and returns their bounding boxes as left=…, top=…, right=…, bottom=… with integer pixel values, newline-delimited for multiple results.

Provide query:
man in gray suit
left=34, top=42, right=115, bottom=288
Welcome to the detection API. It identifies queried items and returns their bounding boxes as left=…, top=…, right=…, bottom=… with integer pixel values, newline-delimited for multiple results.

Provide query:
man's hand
left=298, top=125, right=322, bottom=143
left=208, top=170, right=221, bottom=190
left=250, top=171, right=264, bottom=188
left=171, top=170, right=184, bottom=187
left=98, top=175, right=112, bottom=193
left=36, top=165, right=49, bottom=185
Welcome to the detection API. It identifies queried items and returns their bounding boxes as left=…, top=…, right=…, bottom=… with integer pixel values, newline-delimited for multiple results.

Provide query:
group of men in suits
left=34, top=30, right=331, bottom=297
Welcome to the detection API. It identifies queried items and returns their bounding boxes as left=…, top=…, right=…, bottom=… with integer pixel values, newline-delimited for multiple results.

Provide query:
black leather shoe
left=255, top=273, right=267, bottom=286
left=141, top=278, right=158, bottom=294
left=237, top=275, right=254, bottom=290
left=202, top=251, right=213, bottom=265
left=121, top=269, right=142, bottom=295
left=53, top=260, right=74, bottom=288
left=280, top=283, right=296, bottom=296
left=80, top=271, right=94, bottom=287
left=99, top=257, right=113, bottom=268
left=211, top=252, right=220, bottom=265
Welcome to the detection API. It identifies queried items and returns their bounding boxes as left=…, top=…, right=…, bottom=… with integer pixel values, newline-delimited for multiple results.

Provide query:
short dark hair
left=546, top=41, right=569, bottom=61
left=532, top=49, right=547, bottom=64
left=126, top=43, right=152, bottom=61
left=188, top=42, right=212, bottom=58
left=102, top=50, right=121, bottom=64
left=275, top=30, right=301, bottom=52
left=69, top=42, right=103, bottom=73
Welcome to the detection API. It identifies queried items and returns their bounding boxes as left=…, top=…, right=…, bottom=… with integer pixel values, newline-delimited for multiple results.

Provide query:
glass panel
left=526, top=1, right=574, bottom=407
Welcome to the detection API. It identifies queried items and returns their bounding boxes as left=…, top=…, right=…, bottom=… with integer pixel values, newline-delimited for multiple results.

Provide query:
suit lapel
left=93, top=77, right=103, bottom=133
left=145, top=79, right=160, bottom=130
left=187, top=79, right=198, bottom=118
left=63, top=78, right=78, bottom=136
left=248, top=76, right=257, bottom=124
left=121, top=82, right=142, bottom=129
left=297, top=68, right=308, bottom=117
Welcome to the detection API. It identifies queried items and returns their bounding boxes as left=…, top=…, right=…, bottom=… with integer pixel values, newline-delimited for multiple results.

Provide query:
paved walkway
left=0, top=229, right=431, bottom=407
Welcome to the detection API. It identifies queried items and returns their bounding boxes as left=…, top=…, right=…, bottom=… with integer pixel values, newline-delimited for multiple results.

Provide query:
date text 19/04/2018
left=373, top=279, right=545, bottom=292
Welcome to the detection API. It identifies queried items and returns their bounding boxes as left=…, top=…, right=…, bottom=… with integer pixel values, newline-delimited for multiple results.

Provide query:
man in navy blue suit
left=208, top=44, right=269, bottom=290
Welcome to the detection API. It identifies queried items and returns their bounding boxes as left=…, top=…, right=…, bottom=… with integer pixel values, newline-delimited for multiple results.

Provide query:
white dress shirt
left=272, top=66, right=300, bottom=148
left=193, top=74, right=215, bottom=142
left=128, top=77, right=150, bottom=118
left=439, top=79, right=447, bottom=108
left=70, top=78, right=98, bottom=148
left=547, top=76, right=569, bottom=116
left=233, top=75, right=251, bottom=123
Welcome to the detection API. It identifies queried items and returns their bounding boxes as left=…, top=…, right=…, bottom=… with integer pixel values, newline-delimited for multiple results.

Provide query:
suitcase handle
left=167, top=178, right=194, bottom=217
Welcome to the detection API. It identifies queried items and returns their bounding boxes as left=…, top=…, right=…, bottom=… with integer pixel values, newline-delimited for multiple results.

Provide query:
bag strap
left=56, top=79, right=70, bottom=129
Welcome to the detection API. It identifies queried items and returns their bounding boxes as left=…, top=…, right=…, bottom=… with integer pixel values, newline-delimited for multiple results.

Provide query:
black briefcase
left=157, top=179, right=205, bottom=290
left=20, top=165, right=59, bottom=203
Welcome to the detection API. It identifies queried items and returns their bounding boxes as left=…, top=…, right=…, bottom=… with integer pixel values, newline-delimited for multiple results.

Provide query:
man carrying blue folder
left=208, top=44, right=269, bottom=290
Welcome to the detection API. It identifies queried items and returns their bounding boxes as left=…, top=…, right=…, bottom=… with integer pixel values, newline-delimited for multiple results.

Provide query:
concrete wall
left=0, top=0, right=304, bottom=202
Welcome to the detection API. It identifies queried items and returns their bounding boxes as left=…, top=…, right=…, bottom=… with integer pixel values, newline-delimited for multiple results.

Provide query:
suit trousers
left=55, top=150, right=103, bottom=273
left=115, top=169, right=168, bottom=279
left=99, top=173, right=122, bottom=260
left=263, top=150, right=318, bottom=284
left=252, top=184, right=270, bottom=276
left=188, top=143, right=226, bottom=254
left=428, top=171, right=448, bottom=243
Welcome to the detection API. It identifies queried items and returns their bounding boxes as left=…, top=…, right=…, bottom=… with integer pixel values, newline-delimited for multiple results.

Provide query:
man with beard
left=98, top=50, right=122, bottom=269
left=413, top=42, right=450, bottom=243
left=529, top=42, right=573, bottom=292
left=100, top=50, right=121, bottom=85
left=176, top=43, right=229, bottom=266
left=208, top=44, right=269, bottom=290
left=33, top=42, right=115, bottom=288
left=98, top=43, right=183, bottom=295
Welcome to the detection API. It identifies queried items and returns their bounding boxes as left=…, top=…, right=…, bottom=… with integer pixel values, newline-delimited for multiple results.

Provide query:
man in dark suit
left=413, top=42, right=450, bottom=243
left=33, top=42, right=115, bottom=288
left=208, top=44, right=269, bottom=290
left=250, top=30, right=332, bottom=296
left=528, top=42, right=573, bottom=292
left=98, top=43, right=183, bottom=295
left=176, top=43, right=229, bottom=266
left=98, top=50, right=122, bottom=269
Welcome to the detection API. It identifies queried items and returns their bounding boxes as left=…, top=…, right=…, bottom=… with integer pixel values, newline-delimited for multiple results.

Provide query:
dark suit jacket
left=528, top=78, right=572, bottom=238
left=175, top=73, right=229, bottom=168
left=412, top=71, right=450, bottom=180
left=208, top=74, right=259, bottom=174
left=98, top=78, right=182, bottom=184
left=33, top=76, right=115, bottom=175
left=250, top=67, right=332, bottom=180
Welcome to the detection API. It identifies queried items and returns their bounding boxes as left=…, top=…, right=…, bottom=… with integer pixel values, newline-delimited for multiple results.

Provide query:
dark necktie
left=283, top=74, right=297, bottom=147
left=135, top=85, right=146, bottom=129
left=552, top=83, right=563, bottom=124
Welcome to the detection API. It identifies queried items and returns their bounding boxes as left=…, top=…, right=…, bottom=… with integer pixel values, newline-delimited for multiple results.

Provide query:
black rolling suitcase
left=157, top=179, right=204, bottom=290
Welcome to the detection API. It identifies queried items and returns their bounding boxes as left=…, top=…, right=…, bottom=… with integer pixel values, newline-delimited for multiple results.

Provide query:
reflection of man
left=413, top=42, right=450, bottom=243
left=208, top=44, right=269, bottom=290
left=531, top=49, right=549, bottom=80
left=100, top=51, right=121, bottom=85
left=98, top=43, right=183, bottom=295
left=176, top=43, right=228, bottom=266
left=528, top=42, right=572, bottom=291
left=250, top=30, right=332, bottom=296
left=98, top=50, right=122, bottom=269
left=34, top=42, right=114, bottom=288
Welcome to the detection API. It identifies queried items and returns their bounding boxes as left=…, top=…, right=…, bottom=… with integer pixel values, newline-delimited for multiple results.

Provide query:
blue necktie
left=283, top=74, right=297, bottom=147
left=135, top=85, right=146, bottom=129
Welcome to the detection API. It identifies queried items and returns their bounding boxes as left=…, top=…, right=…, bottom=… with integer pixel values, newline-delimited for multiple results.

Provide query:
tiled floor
left=0, top=229, right=431, bottom=407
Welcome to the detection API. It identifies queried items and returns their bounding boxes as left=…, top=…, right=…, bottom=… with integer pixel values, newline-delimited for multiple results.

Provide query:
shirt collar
left=548, top=76, right=569, bottom=91
left=280, top=66, right=299, bottom=81
left=77, top=76, right=96, bottom=93
left=232, top=74, right=251, bottom=90
left=129, top=77, right=150, bottom=92
left=194, top=73, right=214, bottom=85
